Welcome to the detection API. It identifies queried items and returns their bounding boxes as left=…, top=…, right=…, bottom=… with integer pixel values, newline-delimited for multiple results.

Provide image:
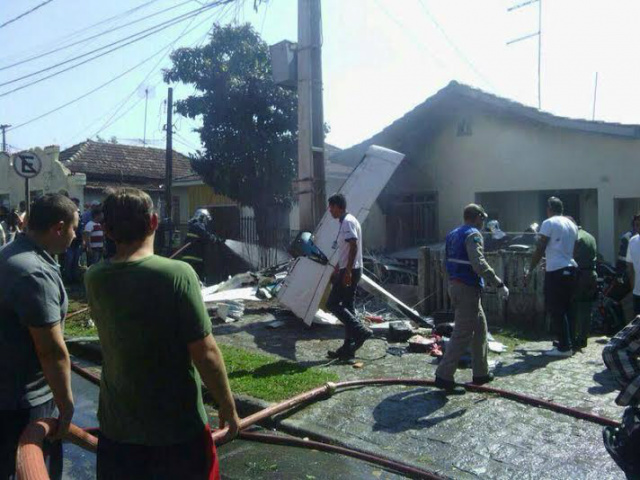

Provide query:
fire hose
left=19, top=363, right=622, bottom=480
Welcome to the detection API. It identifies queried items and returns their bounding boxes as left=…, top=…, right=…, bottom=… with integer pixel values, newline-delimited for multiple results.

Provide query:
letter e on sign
left=12, top=151, right=42, bottom=179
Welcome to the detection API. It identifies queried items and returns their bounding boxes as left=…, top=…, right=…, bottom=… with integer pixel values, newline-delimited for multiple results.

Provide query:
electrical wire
left=0, top=0, right=162, bottom=65
left=416, top=0, right=495, bottom=90
left=90, top=6, right=223, bottom=139
left=0, top=0, right=196, bottom=72
left=372, top=0, right=445, bottom=69
left=0, top=0, right=54, bottom=30
left=7, top=9, right=217, bottom=133
left=0, top=2, right=223, bottom=93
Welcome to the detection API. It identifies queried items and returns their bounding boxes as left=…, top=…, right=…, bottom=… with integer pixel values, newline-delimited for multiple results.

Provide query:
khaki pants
left=436, top=282, right=489, bottom=381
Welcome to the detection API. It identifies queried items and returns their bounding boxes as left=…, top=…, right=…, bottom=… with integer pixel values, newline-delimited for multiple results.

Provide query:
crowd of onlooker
left=0, top=197, right=116, bottom=284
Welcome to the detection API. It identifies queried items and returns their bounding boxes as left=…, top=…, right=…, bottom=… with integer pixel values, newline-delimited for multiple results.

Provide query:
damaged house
left=330, top=80, right=640, bottom=264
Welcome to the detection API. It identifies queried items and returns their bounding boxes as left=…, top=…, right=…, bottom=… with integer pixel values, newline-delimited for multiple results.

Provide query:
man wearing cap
left=525, top=196, right=578, bottom=356
left=435, top=204, right=509, bottom=395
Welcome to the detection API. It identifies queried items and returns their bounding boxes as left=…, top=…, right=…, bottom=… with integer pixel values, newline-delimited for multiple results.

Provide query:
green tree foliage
left=164, top=24, right=297, bottom=240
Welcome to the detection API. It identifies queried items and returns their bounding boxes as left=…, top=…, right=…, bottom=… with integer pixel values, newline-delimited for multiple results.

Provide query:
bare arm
left=188, top=333, right=239, bottom=439
left=29, top=323, right=74, bottom=438
left=529, top=235, right=549, bottom=272
left=343, top=239, right=358, bottom=286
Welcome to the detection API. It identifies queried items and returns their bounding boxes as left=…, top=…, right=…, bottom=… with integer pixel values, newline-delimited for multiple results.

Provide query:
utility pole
left=0, top=124, right=10, bottom=152
left=507, top=0, right=542, bottom=109
left=164, top=87, right=174, bottom=248
left=297, top=0, right=326, bottom=233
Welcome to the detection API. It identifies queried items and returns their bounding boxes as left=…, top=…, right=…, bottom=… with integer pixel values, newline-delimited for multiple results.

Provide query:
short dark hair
left=328, top=193, right=347, bottom=210
left=102, top=188, right=154, bottom=243
left=547, top=196, right=563, bottom=215
left=28, top=194, right=77, bottom=232
left=91, top=207, right=102, bottom=220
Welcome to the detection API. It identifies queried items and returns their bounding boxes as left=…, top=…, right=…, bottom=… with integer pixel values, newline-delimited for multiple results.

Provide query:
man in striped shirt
left=83, top=208, right=104, bottom=266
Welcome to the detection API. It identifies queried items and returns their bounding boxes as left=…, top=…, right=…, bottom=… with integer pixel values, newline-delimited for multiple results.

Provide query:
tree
left=163, top=24, right=297, bottom=244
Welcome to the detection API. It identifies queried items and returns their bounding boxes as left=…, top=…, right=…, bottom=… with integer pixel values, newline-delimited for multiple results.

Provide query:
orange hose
left=16, top=419, right=97, bottom=480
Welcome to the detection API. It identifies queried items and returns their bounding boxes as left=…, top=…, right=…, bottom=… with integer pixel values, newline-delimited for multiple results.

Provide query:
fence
left=234, top=216, right=295, bottom=270
left=418, top=246, right=547, bottom=330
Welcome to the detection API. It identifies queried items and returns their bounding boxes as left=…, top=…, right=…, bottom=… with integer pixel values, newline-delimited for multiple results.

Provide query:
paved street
left=213, top=309, right=626, bottom=479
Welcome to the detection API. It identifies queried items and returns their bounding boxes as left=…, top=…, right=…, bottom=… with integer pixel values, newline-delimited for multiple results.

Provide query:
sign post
left=12, top=151, right=43, bottom=217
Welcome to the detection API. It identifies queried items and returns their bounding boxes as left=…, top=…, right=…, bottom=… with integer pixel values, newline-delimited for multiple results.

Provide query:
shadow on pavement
left=372, top=387, right=466, bottom=433
left=588, top=369, right=618, bottom=395
left=214, top=310, right=344, bottom=362
left=493, top=348, right=572, bottom=377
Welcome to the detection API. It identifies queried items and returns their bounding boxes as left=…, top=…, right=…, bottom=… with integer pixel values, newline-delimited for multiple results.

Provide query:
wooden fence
left=418, top=246, right=548, bottom=330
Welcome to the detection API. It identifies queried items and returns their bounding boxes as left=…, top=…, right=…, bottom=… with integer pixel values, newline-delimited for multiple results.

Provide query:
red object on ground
left=365, top=314, right=384, bottom=323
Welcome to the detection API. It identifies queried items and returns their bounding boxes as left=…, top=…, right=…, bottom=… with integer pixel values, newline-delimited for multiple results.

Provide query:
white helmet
left=192, top=208, right=212, bottom=225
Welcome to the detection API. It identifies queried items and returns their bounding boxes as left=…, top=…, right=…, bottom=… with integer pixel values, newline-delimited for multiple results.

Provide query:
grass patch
left=218, top=344, right=339, bottom=402
left=64, top=287, right=97, bottom=337
left=491, top=325, right=553, bottom=350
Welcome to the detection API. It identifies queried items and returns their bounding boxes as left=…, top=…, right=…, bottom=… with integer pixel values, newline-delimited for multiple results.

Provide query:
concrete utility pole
left=297, top=0, right=326, bottom=233
left=164, top=87, right=174, bottom=245
left=0, top=124, right=10, bottom=152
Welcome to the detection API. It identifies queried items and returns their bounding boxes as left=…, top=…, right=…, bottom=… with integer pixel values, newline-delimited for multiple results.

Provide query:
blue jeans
left=0, top=398, right=62, bottom=479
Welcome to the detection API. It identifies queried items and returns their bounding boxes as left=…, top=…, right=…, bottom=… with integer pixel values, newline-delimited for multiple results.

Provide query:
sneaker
left=544, top=347, right=574, bottom=357
left=471, top=373, right=494, bottom=385
left=351, top=328, right=373, bottom=353
left=434, top=376, right=466, bottom=395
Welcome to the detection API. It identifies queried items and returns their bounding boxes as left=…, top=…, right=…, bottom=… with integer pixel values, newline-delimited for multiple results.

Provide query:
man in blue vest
left=435, top=204, right=509, bottom=395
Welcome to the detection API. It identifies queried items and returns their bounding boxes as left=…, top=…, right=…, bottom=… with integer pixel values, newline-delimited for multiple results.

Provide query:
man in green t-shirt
left=85, top=187, right=239, bottom=479
left=569, top=218, right=598, bottom=351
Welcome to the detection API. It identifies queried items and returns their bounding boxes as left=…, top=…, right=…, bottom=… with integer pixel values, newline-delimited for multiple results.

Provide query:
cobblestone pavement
left=213, top=308, right=626, bottom=479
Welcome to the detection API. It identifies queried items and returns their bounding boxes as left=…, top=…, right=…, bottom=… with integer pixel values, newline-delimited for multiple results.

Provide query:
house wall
left=378, top=111, right=640, bottom=263
left=0, top=146, right=86, bottom=209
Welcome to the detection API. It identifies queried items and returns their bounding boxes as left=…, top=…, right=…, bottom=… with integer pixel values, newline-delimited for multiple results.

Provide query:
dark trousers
left=326, top=268, right=367, bottom=342
left=0, top=399, right=62, bottom=480
left=97, top=426, right=219, bottom=480
left=545, top=267, right=577, bottom=351
left=633, top=295, right=640, bottom=316
left=570, top=270, right=597, bottom=348
left=63, top=244, right=82, bottom=283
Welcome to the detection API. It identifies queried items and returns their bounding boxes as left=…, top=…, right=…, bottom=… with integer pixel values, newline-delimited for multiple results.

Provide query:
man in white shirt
left=625, top=223, right=640, bottom=316
left=525, top=197, right=578, bottom=357
left=83, top=208, right=104, bottom=266
left=325, top=193, right=372, bottom=361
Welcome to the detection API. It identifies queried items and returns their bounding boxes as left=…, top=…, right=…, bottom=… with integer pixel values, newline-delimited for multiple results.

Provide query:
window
left=388, top=192, right=438, bottom=248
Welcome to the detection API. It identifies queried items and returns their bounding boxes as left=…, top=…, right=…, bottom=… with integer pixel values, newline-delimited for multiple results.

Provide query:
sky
left=2, top=0, right=640, bottom=156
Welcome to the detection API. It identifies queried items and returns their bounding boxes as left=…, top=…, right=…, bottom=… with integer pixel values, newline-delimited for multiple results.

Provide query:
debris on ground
left=314, top=310, right=340, bottom=325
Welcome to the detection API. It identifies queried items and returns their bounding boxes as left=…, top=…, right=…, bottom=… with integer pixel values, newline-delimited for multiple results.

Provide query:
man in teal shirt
left=85, top=187, right=239, bottom=479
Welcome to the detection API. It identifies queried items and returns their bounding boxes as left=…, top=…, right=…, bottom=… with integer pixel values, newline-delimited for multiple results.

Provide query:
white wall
left=0, top=146, right=86, bottom=209
left=416, top=113, right=640, bottom=262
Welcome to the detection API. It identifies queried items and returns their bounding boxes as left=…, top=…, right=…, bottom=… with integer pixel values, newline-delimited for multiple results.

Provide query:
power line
left=0, top=2, right=226, bottom=98
left=0, top=0, right=162, bottom=65
left=416, top=0, right=495, bottom=90
left=90, top=6, right=224, bottom=139
left=0, top=2, right=221, bottom=91
left=372, top=0, right=445, bottom=69
left=0, top=0, right=54, bottom=30
left=70, top=1, right=231, bottom=145
left=0, top=0, right=196, bottom=72
left=8, top=8, right=219, bottom=134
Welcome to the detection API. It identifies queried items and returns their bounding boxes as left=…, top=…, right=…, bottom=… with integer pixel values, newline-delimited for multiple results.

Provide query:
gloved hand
left=498, top=284, right=509, bottom=300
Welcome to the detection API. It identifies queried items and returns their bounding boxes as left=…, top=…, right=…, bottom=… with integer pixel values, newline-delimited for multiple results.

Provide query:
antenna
left=507, top=0, right=542, bottom=109
left=138, top=85, right=156, bottom=146
left=592, top=72, right=599, bottom=121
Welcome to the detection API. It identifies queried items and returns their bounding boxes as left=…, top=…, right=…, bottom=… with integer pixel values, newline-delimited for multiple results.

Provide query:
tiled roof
left=331, top=80, right=640, bottom=167
left=59, top=140, right=193, bottom=183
